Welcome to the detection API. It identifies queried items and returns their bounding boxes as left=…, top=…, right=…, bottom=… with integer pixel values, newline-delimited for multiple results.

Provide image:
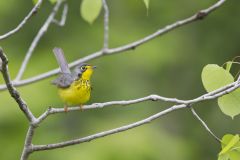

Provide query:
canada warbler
left=51, top=47, right=96, bottom=111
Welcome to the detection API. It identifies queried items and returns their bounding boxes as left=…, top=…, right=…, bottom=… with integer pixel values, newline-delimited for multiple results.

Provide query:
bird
left=51, top=47, right=96, bottom=112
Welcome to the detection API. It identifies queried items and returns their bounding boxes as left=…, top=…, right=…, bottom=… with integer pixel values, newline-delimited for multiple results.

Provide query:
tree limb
left=36, top=94, right=186, bottom=124
left=0, top=0, right=227, bottom=90
left=0, top=0, right=43, bottom=41
left=32, top=76, right=237, bottom=151
left=20, top=125, right=35, bottom=160
left=35, top=80, right=239, bottom=124
left=32, top=104, right=186, bottom=151
left=106, top=0, right=226, bottom=54
left=0, top=48, right=36, bottom=122
left=0, top=0, right=231, bottom=159
left=30, top=79, right=239, bottom=152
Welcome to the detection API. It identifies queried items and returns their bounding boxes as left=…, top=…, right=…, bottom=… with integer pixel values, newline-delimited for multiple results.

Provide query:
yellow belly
left=58, top=81, right=91, bottom=105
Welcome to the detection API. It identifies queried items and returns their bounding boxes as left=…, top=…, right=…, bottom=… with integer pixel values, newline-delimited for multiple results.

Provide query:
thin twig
left=14, top=0, right=66, bottom=81
left=32, top=104, right=186, bottom=151
left=52, top=3, right=68, bottom=26
left=0, top=0, right=227, bottom=90
left=0, top=0, right=43, bottom=41
left=102, top=0, right=109, bottom=52
left=186, top=81, right=239, bottom=104
left=236, top=74, right=240, bottom=84
left=190, top=107, right=221, bottom=143
left=0, top=48, right=36, bottom=122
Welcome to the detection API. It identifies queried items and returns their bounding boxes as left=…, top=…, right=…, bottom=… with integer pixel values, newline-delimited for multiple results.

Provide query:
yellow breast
left=58, top=79, right=91, bottom=105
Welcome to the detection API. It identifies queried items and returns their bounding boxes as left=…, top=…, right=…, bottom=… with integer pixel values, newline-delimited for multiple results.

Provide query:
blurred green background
left=0, top=0, right=240, bottom=159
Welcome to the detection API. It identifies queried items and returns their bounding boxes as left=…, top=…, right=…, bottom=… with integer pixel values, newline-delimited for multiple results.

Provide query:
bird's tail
left=53, top=47, right=71, bottom=74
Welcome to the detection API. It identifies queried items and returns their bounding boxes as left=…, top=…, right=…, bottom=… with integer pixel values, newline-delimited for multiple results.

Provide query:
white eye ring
left=81, top=66, right=86, bottom=71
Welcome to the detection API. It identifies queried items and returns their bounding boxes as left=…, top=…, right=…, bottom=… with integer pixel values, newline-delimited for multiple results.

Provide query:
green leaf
left=143, top=0, right=150, bottom=11
left=226, top=61, right=233, bottom=72
left=233, top=142, right=240, bottom=152
left=221, top=135, right=238, bottom=148
left=218, top=151, right=240, bottom=160
left=80, top=0, right=102, bottom=24
left=218, top=89, right=240, bottom=118
left=201, top=64, right=234, bottom=92
left=49, top=0, right=58, bottom=4
left=201, top=64, right=240, bottom=118
left=218, top=154, right=230, bottom=160
left=229, top=151, right=240, bottom=160
left=220, top=134, right=239, bottom=155
left=222, top=135, right=236, bottom=148
left=219, top=134, right=240, bottom=160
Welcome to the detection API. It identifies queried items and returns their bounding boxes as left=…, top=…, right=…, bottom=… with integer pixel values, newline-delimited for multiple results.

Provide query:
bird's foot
left=64, top=105, right=68, bottom=112
left=79, top=104, right=84, bottom=111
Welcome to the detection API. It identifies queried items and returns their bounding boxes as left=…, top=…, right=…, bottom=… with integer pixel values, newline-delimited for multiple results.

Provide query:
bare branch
left=0, top=48, right=36, bottom=122
left=0, top=0, right=227, bottom=90
left=36, top=94, right=186, bottom=123
left=0, top=0, right=43, bottom=41
left=102, top=0, right=109, bottom=52
left=20, top=125, right=35, bottom=160
left=0, top=51, right=102, bottom=90
left=32, top=104, right=186, bottom=151
left=105, top=0, right=227, bottom=54
left=32, top=78, right=239, bottom=151
left=1, top=64, right=237, bottom=155
left=14, top=0, right=66, bottom=81
left=36, top=80, right=240, bottom=124
left=190, top=107, right=221, bottom=143
left=185, top=81, right=238, bottom=104
left=0, top=0, right=231, bottom=159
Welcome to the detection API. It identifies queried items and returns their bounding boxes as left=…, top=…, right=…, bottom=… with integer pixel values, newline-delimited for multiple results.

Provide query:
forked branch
left=0, top=48, right=35, bottom=122
left=1, top=46, right=239, bottom=158
left=33, top=79, right=240, bottom=151
left=0, top=0, right=231, bottom=160
left=0, top=0, right=227, bottom=90
left=14, top=0, right=67, bottom=81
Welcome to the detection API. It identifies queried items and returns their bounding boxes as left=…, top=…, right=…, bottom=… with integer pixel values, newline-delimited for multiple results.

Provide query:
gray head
left=73, top=63, right=96, bottom=80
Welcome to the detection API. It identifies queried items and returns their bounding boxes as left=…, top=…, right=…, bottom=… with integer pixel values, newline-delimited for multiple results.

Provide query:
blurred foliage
left=0, top=0, right=240, bottom=160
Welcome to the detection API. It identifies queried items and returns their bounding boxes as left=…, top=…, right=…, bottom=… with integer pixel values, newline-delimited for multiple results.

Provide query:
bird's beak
left=92, top=66, right=97, bottom=69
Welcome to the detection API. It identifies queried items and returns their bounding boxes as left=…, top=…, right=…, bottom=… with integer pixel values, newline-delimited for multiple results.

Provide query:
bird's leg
left=79, top=104, right=84, bottom=111
left=64, top=104, right=68, bottom=112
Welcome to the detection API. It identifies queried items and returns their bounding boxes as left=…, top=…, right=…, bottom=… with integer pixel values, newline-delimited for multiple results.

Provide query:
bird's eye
left=81, top=66, right=86, bottom=71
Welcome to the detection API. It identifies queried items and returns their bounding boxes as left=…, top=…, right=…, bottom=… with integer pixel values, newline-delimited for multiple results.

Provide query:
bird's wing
left=53, top=47, right=71, bottom=74
left=51, top=73, right=74, bottom=88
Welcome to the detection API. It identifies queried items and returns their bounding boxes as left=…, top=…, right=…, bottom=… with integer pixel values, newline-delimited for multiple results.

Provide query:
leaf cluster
left=219, top=134, right=240, bottom=160
left=201, top=61, right=240, bottom=118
